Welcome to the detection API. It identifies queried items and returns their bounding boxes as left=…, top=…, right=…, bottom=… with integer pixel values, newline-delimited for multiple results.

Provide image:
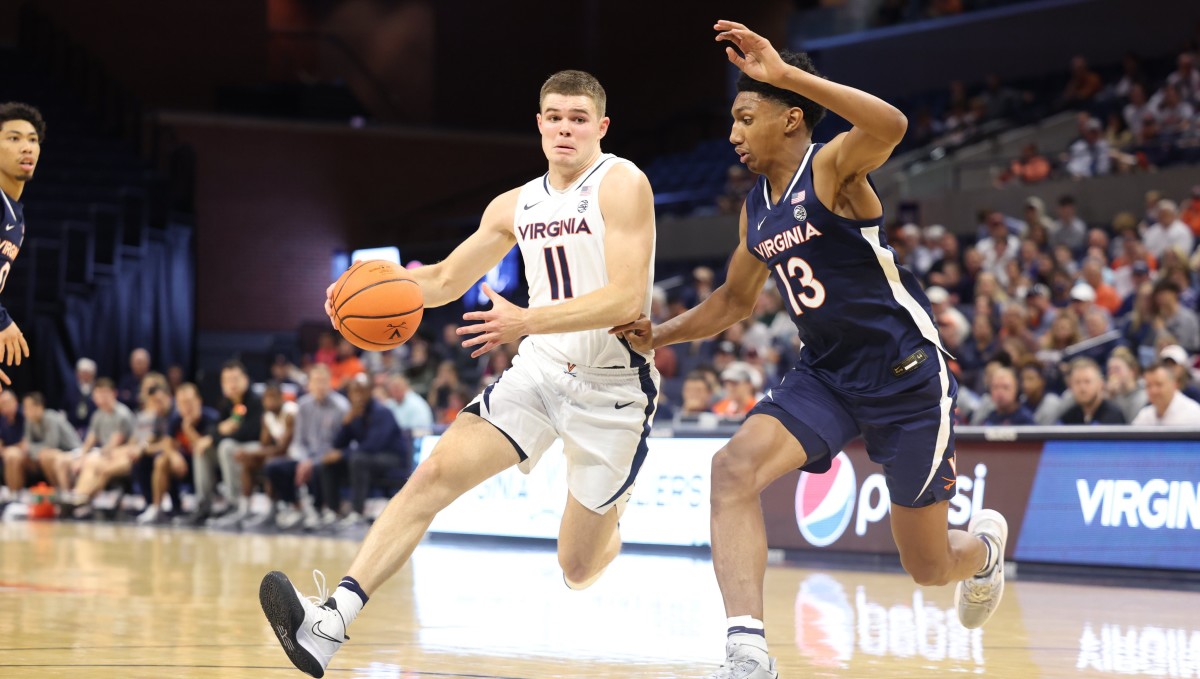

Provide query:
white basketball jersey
left=513, top=153, right=655, bottom=369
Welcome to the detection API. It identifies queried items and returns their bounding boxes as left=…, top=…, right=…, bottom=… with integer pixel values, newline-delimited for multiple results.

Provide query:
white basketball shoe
left=955, top=508, right=1009, bottom=629
left=707, top=641, right=779, bottom=679
left=259, top=570, right=347, bottom=677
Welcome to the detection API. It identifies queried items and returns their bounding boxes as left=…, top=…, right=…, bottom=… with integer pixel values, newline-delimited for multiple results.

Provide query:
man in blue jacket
left=327, top=378, right=411, bottom=530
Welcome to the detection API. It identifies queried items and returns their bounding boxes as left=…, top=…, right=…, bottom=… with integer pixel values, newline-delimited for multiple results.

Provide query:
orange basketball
left=331, top=260, right=424, bottom=351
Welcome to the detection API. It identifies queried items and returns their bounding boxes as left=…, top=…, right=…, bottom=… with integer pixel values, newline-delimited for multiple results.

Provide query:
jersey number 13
left=773, top=256, right=826, bottom=315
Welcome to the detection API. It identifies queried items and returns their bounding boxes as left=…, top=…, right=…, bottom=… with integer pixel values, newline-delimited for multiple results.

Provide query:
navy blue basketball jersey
left=0, top=190, right=26, bottom=331
left=745, top=143, right=945, bottom=394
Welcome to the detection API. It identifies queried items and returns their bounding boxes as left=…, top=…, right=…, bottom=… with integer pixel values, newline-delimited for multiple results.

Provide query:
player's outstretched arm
left=458, top=164, right=654, bottom=358
left=613, top=204, right=768, bottom=351
left=323, top=190, right=519, bottom=325
left=402, top=189, right=520, bottom=308
left=715, top=20, right=906, bottom=179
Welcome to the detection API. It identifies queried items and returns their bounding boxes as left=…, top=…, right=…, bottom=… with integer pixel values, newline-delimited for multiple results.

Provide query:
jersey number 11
left=543, top=245, right=574, bottom=300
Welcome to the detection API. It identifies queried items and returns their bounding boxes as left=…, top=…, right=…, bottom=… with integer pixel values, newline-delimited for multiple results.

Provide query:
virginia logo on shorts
left=795, top=452, right=856, bottom=547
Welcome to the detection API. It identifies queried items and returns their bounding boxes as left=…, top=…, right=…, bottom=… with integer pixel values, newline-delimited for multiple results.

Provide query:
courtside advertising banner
left=1015, top=440, right=1200, bottom=570
left=421, top=433, right=1200, bottom=570
left=762, top=440, right=1042, bottom=558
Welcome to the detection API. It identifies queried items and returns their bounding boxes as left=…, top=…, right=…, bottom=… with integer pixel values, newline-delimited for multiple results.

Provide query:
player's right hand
left=0, top=366, right=10, bottom=392
left=325, top=280, right=337, bottom=329
left=327, top=260, right=364, bottom=329
left=714, top=20, right=786, bottom=85
left=609, top=315, right=654, bottom=353
left=0, top=322, right=29, bottom=366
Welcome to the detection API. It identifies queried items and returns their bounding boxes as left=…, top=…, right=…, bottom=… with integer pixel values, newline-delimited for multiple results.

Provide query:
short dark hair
left=221, top=359, right=247, bottom=375
left=540, top=70, right=606, bottom=117
left=0, top=102, right=46, bottom=140
left=95, top=377, right=116, bottom=391
left=176, top=382, right=201, bottom=398
left=23, top=391, right=44, bottom=407
left=1153, top=279, right=1181, bottom=296
left=736, top=50, right=827, bottom=133
left=1145, top=361, right=1174, bottom=377
left=1058, top=194, right=1076, bottom=207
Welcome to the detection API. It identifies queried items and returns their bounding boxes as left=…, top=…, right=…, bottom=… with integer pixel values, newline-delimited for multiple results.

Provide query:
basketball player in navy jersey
left=0, top=103, right=39, bottom=385
left=260, top=71, right=659, bottom=677
left=615, top=22, right=1007, bottom=678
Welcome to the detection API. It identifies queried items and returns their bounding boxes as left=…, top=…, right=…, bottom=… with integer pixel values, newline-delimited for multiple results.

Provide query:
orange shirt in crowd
left=712, top=397, right=757, bottom=419
left=1093, top=283, right=1122, bottom=315
left=330, top=355, right=365, bottom=389
left=1181, top=198, right=1200, bottom=237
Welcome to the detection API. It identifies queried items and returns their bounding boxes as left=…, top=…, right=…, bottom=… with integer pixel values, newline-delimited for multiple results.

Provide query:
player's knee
left=904, top=558, right=953, bottom=587
left=711, top=446, right=758, bottom=500
left=559, top=554, right=601, bottom=588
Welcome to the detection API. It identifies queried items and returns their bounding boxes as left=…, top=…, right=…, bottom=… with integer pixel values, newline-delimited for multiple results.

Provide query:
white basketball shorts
left=462, top=341, right=660, bottom=513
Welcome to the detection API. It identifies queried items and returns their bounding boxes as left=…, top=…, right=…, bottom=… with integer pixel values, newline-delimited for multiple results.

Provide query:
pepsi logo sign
left=796, top=452, right=856, bottom=547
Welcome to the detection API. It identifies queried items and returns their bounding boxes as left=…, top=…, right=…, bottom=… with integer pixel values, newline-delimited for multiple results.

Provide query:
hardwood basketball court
left=0, top=522, right=1194, bottom=678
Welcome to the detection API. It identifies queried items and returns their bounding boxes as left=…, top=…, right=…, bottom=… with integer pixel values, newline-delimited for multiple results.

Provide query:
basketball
left=331, top=260, right=424, bottom=351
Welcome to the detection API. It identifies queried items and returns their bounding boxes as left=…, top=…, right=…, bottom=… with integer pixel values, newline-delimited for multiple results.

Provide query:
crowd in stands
left=998, top=49, right=1200, bottom=184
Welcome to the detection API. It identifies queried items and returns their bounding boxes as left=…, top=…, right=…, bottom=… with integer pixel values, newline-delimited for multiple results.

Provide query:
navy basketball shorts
left=748, top=352, right=958, bottom=508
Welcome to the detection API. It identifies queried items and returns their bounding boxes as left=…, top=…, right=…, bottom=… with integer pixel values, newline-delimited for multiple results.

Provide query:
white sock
left=237, top=496, right=249, bottom=514
left=330, top=586, right=365, bottom=628
left=727, top=615, right=768, bottom=655
left=976, top=534, right=998, bottom=577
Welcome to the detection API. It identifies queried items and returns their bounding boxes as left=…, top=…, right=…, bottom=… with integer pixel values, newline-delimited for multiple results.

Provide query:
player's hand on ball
left=609, top=315, right=654, bottom=353
left=458, top=284, right=529, bottom=359
left=715, top=20, right=785, bottom=84
left=324, top=280, right=337, bottom=329
left=0, top=322, right=29, bottom=366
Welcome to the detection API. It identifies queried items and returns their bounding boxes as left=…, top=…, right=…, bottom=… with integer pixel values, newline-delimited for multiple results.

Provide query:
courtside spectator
left=58, top=379, right=134, bottom=500
left=330, top=379, right=411, bottom=529
left=1053, top=196, right=1087, bottom=252
left=71, top=384, right=170, bottom=518
left=1143, top=200, right=1195, bottom=259
left=1180, top=185, right=1200, bottom=236
left=1132, top=362, right=1200, bottom=425
left=1059, top=358, right=1126, bottom=424
left=117, top=347, right=152, bottom=410
left=330, top=338, right=367, bottom=390
left=1064, top=119, right=1110, bottom=179
left=1002, top=143, right=1051, bottom=185
left=265, top=364, right=348, bottom=531
left=0, top=391, right=23, bottom=450
left=237, top=383, right=297, bottom=528
left=1160, top=344, right=1200, bottom=402
left=382, top=374, right=433, bottom=433
left=143, top=383, right=217, bottom=524
left=63, top=357, right=97, bottom=435
left=8, top=392, right=79, bottom=493
left=1061, top=56, right=1102, bottom=107
left=674, top=371, right=719, bottom=427
left=982, top=367, right=1036, bottom=425
left=1019, top=363, right=1063, bottom=425
left=1153, top=280, right=1200, bottom=352
left=1106, top=348, right=1149, bottom=422
left=210, top=361, right=265, bottom=528
left=713, top=362, right=761, bottom=419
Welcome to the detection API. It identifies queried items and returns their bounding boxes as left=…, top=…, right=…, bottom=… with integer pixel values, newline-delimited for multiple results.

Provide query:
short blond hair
left=539, top=70, right=606, bottom=117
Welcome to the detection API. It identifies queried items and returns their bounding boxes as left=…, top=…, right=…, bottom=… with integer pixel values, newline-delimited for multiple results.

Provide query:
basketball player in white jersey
left=259, top=70, right=658, bottom=678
